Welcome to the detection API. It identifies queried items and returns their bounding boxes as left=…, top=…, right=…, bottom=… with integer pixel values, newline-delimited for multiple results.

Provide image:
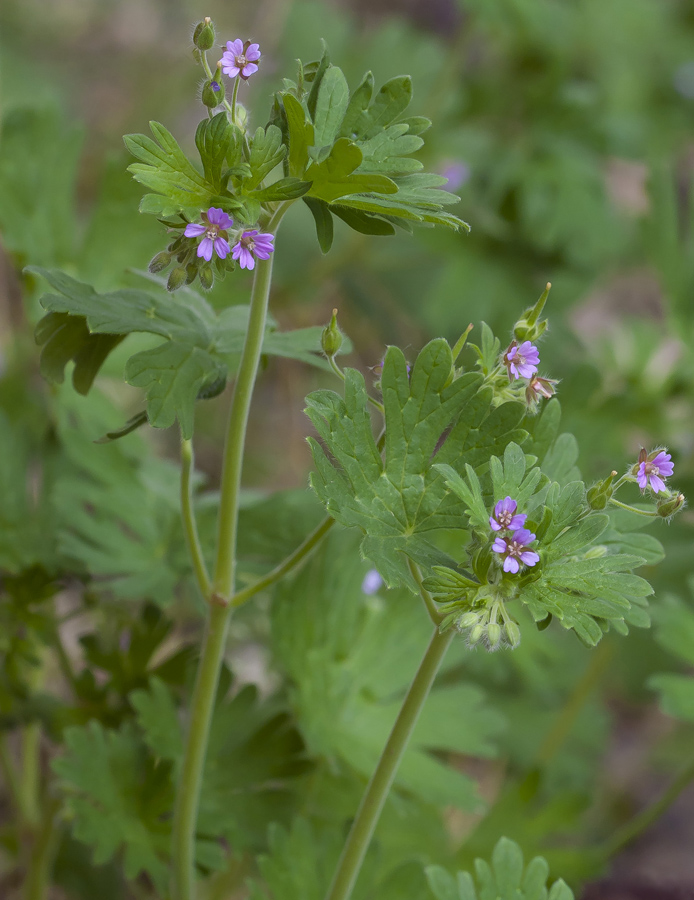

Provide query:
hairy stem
left=602, top=755, right=694, bottom=858
left=171, top=203, right=287, bottom=900
left=324, top=626, right=454, bottom=900
left=23, top=797, right=60, bottom=900
left=407, top=558, right=443, bottom=626
left=231, top=516, right=335, bottom=607
left=181, top=438, right=211, bottom=599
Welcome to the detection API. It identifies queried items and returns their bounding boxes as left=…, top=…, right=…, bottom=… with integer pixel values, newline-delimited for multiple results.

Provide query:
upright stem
left=180, top=438, right=211, bottom=599
left=171, top=203, right=287, bottom=900
left=19, top=724, right=41, bottom=828
left=23, top=797, right=60, bottom=900
left=324, top=627, right=454, bottom=900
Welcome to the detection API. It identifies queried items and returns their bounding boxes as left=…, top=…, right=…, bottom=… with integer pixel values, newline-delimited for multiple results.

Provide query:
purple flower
left=637, top=448, right=674, bottom=494
left=440, top=160, right=471, bottom=192
left=184, top=207, right=233, bottom=261
left=362, top=569, right=383, bottom=595
left=503, top=341, right=540, bottom=381
left=231, top=230, right=274, bottom=270
left=222, top=39, right=261, bottom=79
left=492, top=528, right=540, bottom=574
left=490, top=496, right=527, bottom=532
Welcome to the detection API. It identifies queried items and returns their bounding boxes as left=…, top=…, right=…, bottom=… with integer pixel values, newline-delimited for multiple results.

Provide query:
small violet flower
left=637, top=448, right=674, bottom=494
left=492, top=528, right=540, bottom=574
left=184, top=207, right=233, bottom=261
left=489, top=496, right=527, bottom=533
left=222, top=39, right=261, bottom=79
left=503, top=340, right=540, bottom=381
left=362, top=569, right=383, bottom=595
left=231, top=230, right=274, bottom=270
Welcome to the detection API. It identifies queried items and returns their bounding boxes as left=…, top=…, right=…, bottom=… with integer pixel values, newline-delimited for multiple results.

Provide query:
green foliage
left=29, top=267, right=342, bottom=437
left=649, top=590, right=694, bottom=721
left=426, top=837, right=573, bottom=900
left=272, top=532, right=504, bottom=811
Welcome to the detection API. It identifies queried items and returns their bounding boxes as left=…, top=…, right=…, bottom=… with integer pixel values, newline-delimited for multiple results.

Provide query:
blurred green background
left=2, top=0, right=694, bottom=897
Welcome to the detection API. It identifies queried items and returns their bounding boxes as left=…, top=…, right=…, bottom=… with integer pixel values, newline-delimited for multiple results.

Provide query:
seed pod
left=457, top=611, right=479, bottom=630
left=505, top=620, right=521, bottom=648
left=199, top=266, right=214, bottom=291
left=185, top=263, right=198, bottom=284
left=657, top=493, right=685, bottom=518
left=469, top=623, right=485, bottom=645
left=202, top=78, right=225, bottom=108
left=148, top=250, right=172, bottom=274
left=167, top=266, right=187, bottom=292
left=487, top=622, right=502, bottom=649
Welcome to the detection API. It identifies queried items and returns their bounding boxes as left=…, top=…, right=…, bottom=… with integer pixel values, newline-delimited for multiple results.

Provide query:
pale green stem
left=608, top=498, right=659, bottom=517
left=19, top=724, right=41, bottom=828
left=171, top=203, right=288, bottom=900
left=229, top=77, right=241, bottom=129
left=407, top=558, right=443, bottom=626
left=0, top=733, right=21, bottom=814
left=324, top=626, right=454, bottom=900
left=601, top=755, right=694, bottom=858
left=231, top=516, right=335, bottom=607
left=181, top=438, right=211, bottom=600
left=328, top=355, right=385, bottom=415
left=23, top=796, right=60, bottom=900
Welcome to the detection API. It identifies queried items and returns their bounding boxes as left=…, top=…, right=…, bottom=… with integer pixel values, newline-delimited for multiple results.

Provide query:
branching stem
left=171, top=203, right=289, bottom=900
left=180, top=438, right=211, bottom=599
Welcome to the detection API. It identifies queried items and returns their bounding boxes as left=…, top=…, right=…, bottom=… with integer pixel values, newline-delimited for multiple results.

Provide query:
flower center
left=205, top=225, right=220, bottom=240
left=235, top=54, right=248, bottom=68
left=498, top=511, right=513, bottom=527
left=240, top=234, right=255, bottom=250
left=508, top=540, right=523, bottom=557
left=645, top=462, right=660, bottom=476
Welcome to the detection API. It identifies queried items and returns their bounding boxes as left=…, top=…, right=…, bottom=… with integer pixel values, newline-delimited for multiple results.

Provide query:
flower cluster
left=184, top=209, right=274, bottom=269
left=457, top=600, right=521, bottom=651
left=501, top=337, right=557, bottom=410
left=489, top=497, right=540, bottom=574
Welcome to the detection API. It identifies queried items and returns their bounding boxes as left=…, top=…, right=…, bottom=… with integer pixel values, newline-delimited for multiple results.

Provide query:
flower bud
left=504, top=619, right=521, bottom=648
left=487, top=622, right=502, bottom=649
left=657, top=493, right=685, bottom=518
left=514, top=282, right=551, bottom=343
left=202, top=67, right=225, bottom=108
left=185, top=263, right=198, bottom=285
left=587, top=471, right=617, bottom=510
left=148, top=250, right=172, bottom=274
left=193, top=17, right=215, bottom=51
left=321, top=308, right=344, bottom=358
left=457, top=611, right=479, bottom=630
left=199, top=265, right=214, bottom=291
left=469, top=623, right=485, bottom=645
left=167, top=266, right=187, bottom=292
left=584, top=545, right=608, bottom=559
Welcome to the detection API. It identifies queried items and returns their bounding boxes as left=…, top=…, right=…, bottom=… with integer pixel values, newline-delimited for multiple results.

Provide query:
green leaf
left=125, top=342, right=226, bottom=439
left=331, top=205, right=396, bottom=236
left=305, top=138, right=397, bottom=203
left=426, top=837, right=574, bottom=900
left=312, top=66, right=350, bottom=147
left=283, top=93, right=315, bottom=177
left=649, top=595, right=694, bottom=721
left=125, top=120, right=213, bottom=215
left=303, top=197, right=334, bottom=253
left=52, top=721, right=171, bottom=891
left=247, top=125, right=286, bottom=190
left=339, top=70, right=374, bottom=139
left=195, top=112, right=238, bottom=191
left=251, top=176, right=312, bottom=202
left=307, top=339, right=502, bottom=587
left=352, top=75, right=413, bottom=140
left=356, top=124, right=424, bottom=175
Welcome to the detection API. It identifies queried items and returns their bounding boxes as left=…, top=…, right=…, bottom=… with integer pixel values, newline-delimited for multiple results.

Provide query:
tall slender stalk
left=171, top=203, right=288, bottom=900
left=23, top=797, right=60, bottom=900
left=180, top=438, right=211, bottom=599
left=324, top=626, right=454, bottom=900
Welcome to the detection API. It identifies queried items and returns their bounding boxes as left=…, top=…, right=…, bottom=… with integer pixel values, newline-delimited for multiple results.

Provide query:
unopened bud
left=148, top=250, right=172, bottom=274
left=199, top=266, right=214, bottom=291
left=469, top=623, right=485, bottom=645
left=457, top=611, right=479, bottom=630
left=167, top=266, right=187, bottom=292
left=505, top=620, right=521, bottom=648
left=584, top=545, right=608, bottom=559
left=657, top=493, right=685, bottom=518
left=193, top=17, right=215, bottom=50
left=487, top=622, right=502, bottom=649
left=185, top=263, right=198, bottom=285
left=587, top=471, right=617, bottom=510
left=514, top=282, right=551, bottom=343
left=321, top=308, right=344, bottom=357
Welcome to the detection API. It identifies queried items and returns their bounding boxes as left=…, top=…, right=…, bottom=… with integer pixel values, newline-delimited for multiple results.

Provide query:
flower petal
left=519, top=551, right=540, bottom=566
left=227, top=39, right=244, bottom=55
left=512, top=528, right=535, bottom=546
left=504, top=557, right=520, bottom=574
left=490, top=517, right=502, bottom=531
left=246, top=44, right=261, bottom=60
left=649, top=474, right=666, bottom=494
left=508, top=513, right=527, bottom=530
left=223, top=65, right=240, bottom=78
left=184, top=223, right=206, bottom=237
left=242, top=63, right=259, bottom=77
left=214, top=237, right=230, bottom=259
left=197, top=237, right=214, bottom=261
left=492, top=538, right=507, bottom=554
